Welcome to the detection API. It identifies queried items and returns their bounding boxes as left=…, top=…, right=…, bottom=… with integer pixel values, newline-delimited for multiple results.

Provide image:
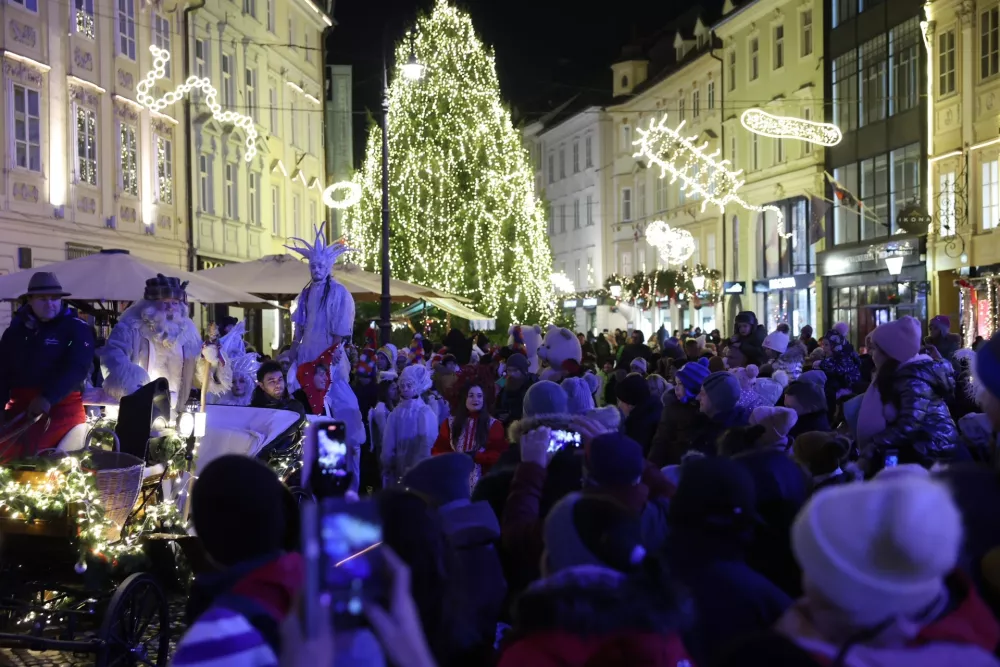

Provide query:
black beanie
left=615, top=372, right=650, bottom=406
left=192, top=455, right=288, bottom=567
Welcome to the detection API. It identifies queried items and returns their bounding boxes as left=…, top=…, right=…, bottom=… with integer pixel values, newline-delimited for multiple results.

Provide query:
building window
left=692, top=89, right=700, bottom=117
left=117, top=0, right=136, bottom=60
left=547, top=206, right=554, bottom=235
left=802, top=107, right=813, bottom=156
left=586, top=194, right=594, bottom=225
left=195, top=39, right=207, bottom=78
left=288, top=18, right=296, bottom=55
left=75, top=0, right=95, bottom=39
left=269, top=78, right=279, bottom=134
left=248, top=172, right=259, bottom=225
left=155, top=135, right=172, bottom=203
left=559, top=204, right=567, bottom=233
left=309, top=199, right=317, bottom=229
left=293, top=193, right=301, bottom=236
left=731, top=216, right=740, bottom=278
left=749, top=37, right=759, bottom=81
left=939, top=30, right=956, bottom=95
left=727, top=50, right=736, bottom=91
left=939, top=171, right=956, bottom=236
left=225, top=163, right=237, bottom=219
left=246, top=68, right=257, bottom=120
left=267, top=0, right=275, bottom=32
left=290, top=99, right=298, bottom=145
left=243, top=0, right=256, bottom=20
left=834, top=143, right=921, bottom=244
left=152, top=14, right=172, bottom=77
left=983, top=7, right=999, bottom=79
left=773, top=25, right=785, bottom=69
left=547, top=153, right=555, bottom=184
left=222, top=54, right=234, bottom=107
left=621, top=188, right=632, bottom=222
left=271, top=186, right=280, bottom=235
left=833, top=163, right=859, bottom=244
left=983, top=159, right=999, bottom=230
left=622, top=124, right=631, bottom=152
left=572, top=141, right=580, bottom=173
left=573, top=199, right=581, bottom=229
left=706, top=232, right=717, bottom=270
left=751, top=133, right=759, bottom=171
left=199, top=155, right=214, bottom=212
left=655, top=173, right=667, bottom=211
left=890, top=18, right=920, bottom=115
left=75, top=106, right=97, bottom=185
left=729, top=135, right=737, bottom=167
left=801, top=10, right=813, bottom=56
left=585, top=135, right=593, bottom=168
left=305, top=33, right=313, bottom=63
left=118, top=123, right=138, bottom=196
left=859, top=154, right=889, bottom=241
left=775, top=137, right=784, bottom=164
left=574, top=259, right=581, bottom=289
left=890, top=143, right=921, bottom=228
left=678, top=96, right=685, bottom=123
left=637, top=179, right=646, bottom=219
left=861, top=35, right=888, bottom=126
left=559, top=146, right=566, bottom=179
left=10, top=0, right=38, bottom=11
left=834, top=0, right=857, bottom=28
left=833, top=50, right=859, bottom=132
left=707, top=80, right=715, bottom=109
left=761, top=198, right=810, bottom=278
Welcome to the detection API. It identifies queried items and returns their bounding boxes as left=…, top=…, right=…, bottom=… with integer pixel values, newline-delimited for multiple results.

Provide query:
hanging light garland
left=740, top=109, right=843, bottom=146
left=645, top=220, right=696, bottom=265
left=323, top=181, right=363, bottom=210
left=137, top=46, right=257, bottom=162
left=634, top=115, right=791, bottom=239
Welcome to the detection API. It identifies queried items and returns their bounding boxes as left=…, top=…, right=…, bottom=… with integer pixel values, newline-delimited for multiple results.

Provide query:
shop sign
left=896, top=205, right=932, bottom=236
left=723, top=281, right=746, bottom=294
left=818, top=236, right=925, bottom=277
left=198, top=257, right=229, bottom=270
left=768, top=277, right=797, bottom=290
left=563, top=299, right=578, bottom=309
left=582, top=298, right=598, bottom=308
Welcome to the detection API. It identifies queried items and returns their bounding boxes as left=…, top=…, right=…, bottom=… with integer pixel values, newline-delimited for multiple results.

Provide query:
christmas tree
left=342, top=0, right=555, bottom=327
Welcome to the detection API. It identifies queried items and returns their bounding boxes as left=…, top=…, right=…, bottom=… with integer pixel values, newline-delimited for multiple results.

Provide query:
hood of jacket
left=894, top=355, right=956, bottom=400
left=508, top=413, right=575, bottom=445
left=439, top=499, right=500, bottom=548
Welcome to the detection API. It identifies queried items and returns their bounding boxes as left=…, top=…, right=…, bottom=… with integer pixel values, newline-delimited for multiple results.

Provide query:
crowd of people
left=168, top=303, right=1000, bottom=666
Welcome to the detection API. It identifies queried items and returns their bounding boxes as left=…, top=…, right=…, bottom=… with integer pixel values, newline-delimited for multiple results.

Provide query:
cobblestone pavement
left=0, top=596, right=186, bottom=667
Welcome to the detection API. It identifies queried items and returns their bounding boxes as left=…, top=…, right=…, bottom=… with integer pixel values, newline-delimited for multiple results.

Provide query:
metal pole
left=379, top=47, right=392, bottom=347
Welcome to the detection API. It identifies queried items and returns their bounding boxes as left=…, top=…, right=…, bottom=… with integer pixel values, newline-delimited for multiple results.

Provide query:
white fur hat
left=630, top=357, right=648, bottom=374
left=763, top=331, right=790, bottom=354
left=792, top=477, right=962, bottom=626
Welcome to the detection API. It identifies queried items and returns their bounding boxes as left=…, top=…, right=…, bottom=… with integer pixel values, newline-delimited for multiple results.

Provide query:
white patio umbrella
left=0, top=249, right=269, bottom=305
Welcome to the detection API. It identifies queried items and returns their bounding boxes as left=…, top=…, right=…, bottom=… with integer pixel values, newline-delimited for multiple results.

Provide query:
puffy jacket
left=648, top=394, right=701, bottom=467
left=0, top=304, right=95, bottom=407
left=861, top=357, right=959, bottom=467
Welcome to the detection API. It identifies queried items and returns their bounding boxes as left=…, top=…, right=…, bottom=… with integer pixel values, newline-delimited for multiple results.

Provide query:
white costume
left=196, top=321, right=260, bottom=407
left=380, top=365, right=437, bottom=487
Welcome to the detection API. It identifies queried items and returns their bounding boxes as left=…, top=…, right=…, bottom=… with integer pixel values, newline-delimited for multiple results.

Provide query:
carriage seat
left=56, top=423, right=89, bottom=453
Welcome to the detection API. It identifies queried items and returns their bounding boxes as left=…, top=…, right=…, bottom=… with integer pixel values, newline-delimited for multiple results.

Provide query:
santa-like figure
left=99, top=274, right=202, bottom=413
left=197, top=320, right=260, bottom=407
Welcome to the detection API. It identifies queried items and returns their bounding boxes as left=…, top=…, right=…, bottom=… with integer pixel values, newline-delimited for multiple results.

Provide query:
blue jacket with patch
left=0, top=304, right=95, bottom=407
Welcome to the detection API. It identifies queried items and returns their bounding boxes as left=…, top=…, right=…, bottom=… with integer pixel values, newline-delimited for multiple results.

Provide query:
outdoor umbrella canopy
left=0, top=250, right=270, bottom=305
left=197, top=254, right=473, bottom=304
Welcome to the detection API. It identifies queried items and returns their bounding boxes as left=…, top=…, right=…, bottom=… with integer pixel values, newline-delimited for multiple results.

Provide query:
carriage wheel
left=287, top=485, right=314, bottom=505
left=97, top=573, right=170, bottom=667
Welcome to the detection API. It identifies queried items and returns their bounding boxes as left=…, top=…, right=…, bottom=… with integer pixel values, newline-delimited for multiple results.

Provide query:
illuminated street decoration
left=740, top=109, right=843, bottom=147
left=550, top=272, right=575, bottom=294
left=137, top=46, right=257, bottom=162
left=322, top=181, right=363, bottom=210
left=634, top=115, right=789, bottom=239
left=645, top=220, right=696, bottom=265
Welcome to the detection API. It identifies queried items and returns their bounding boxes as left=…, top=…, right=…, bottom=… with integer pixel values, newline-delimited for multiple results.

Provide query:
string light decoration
left=323, top=181, right=362, bottom=210
left=740, top=109, right=843, bottom=147
left=551, top=272, right=576, bottom=294
left=646, top=220, right=696, bottom=265
left=341, top=0, right=555, bottom=327
left=634, top=115, right=790, bottom=239
left=137, top=46, right=257, bottom=162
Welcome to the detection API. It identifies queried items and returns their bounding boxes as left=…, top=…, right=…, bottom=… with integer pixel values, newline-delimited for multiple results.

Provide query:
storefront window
left=828, top=281, right=927, bottom=347
left=761, top=197, right=811, bottom=278
left=765, top=288, right=815, bottom=333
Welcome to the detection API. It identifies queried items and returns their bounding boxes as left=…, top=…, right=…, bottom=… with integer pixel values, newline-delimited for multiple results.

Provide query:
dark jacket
left=250, top=388, right=306, bottom=455
left=926, top=332, right=962, bottom=362
left=495, top=375, right=536, bottom=425
left=0, top=304, right=95, bottom=407
left=788, top=410, right=830, bottom=439
left=498, top=566, right=693, bottom=667
left=861, top=356, right=960, bottom=468
left=731, top=313, right=767, bottom=366
left=617, top=343, right=652, bottom=372
left=818, top=347, right=862, bottom=399
left=648, top=394, right=701, bottom=467
left=593, top=336, right=612, bottom=366
left=687, top=408, right=751, bottom=457
left=624, top=395, right=663, bottom=456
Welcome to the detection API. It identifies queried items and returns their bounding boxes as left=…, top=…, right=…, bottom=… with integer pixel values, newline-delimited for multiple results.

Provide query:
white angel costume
left=196, top=321, right=260, bottom=407
left=380, top=365, right=437, bottom=488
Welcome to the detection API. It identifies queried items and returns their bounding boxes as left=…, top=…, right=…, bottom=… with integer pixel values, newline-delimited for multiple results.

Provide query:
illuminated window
left=156, top=135, right=173, bottom=203
left=75, top=0, right=95, bottom=39
left=118, top=123, right=138, bottom=196
left=75, top=106, right=97, bottom=185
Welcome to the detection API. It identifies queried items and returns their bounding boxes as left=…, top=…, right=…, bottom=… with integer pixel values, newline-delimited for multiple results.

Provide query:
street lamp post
left=379, top=35, right=424, bottom=347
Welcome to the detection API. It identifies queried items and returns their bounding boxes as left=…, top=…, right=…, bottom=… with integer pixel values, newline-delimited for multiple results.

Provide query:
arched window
left=621, top=75, right=629, bottom=88
left=731, top=215, right=740, bottom=278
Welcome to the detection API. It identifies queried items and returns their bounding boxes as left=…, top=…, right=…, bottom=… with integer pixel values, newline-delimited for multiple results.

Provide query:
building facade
left=715, top=0, right=825, bottom=337
left=325, top=63, right=353, bottom=238
left=607, top=13, right=725, bottom=339
left=0, top=0, right=189, bottom=328
left=816, top=0, right=930, bottom=347
left=187, top=0, right=332, bottom=350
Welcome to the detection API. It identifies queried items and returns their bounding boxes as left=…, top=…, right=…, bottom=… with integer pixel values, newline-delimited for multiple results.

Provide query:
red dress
left=432, top=413, right=507, bottom=476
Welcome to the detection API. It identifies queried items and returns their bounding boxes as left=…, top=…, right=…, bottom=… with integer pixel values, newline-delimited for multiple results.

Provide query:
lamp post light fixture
left=885, top=254, right=905, bottom=276
left=692, top=274, right=707, bottom=292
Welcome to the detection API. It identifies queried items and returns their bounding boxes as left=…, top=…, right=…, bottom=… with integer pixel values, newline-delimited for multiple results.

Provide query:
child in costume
left=197, top=321, right=260, bottom=407
left=380, top=364, right=437, bottom=487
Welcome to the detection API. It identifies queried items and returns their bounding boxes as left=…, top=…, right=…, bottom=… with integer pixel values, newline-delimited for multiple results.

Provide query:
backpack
left=213, top=593, right=282, bottom=656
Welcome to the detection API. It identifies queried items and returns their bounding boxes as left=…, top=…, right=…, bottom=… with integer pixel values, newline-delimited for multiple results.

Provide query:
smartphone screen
left=547, top=429, right=581, bottom=453
left=884, top=454, right=899, bottom=468
left=304, top=420, right=351, bottom=499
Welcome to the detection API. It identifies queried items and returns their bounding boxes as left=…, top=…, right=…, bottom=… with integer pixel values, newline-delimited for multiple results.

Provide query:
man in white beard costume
left=197, top=320, right=260, bottom=407
left=99, top=274, right=203, bottom=414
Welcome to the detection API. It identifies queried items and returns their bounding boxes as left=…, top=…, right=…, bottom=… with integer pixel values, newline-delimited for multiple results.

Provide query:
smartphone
left=884, top=453, right=899, bottom=468
left=301, top=497, right=384, bottom=634
left=547, top=429, right=582, bottom=453
left=303, top=420, right=352, bottom=499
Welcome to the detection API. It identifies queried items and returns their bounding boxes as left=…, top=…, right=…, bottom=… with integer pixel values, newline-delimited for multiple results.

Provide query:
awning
left=399, top=297, right=495, bottom=331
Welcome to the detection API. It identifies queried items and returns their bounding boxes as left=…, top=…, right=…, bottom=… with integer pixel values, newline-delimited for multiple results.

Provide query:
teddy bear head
left=537, top=325, right=583, bottom=374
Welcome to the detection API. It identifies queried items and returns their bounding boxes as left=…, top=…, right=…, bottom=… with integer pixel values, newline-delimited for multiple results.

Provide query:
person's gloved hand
left=521, top=426, right=551, bottom=468
left=27, top=396, right=50, bottom=418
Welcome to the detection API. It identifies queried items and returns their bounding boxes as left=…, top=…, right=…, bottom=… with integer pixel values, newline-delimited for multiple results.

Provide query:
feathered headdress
left=219, top=321, right=261, bottom=379
left=284, top=223, right=354, bottom=278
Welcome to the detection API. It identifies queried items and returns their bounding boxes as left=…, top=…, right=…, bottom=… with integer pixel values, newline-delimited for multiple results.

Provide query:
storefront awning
left=398, top=297, right=495, bottom=331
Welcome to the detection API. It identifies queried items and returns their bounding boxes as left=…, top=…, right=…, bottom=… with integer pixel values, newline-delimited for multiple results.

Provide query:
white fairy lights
left=137, top=46, right=257, bottom=162
left=551, top=272, right=576, bottom=294
left=646, top=220, right=696, bottom=265
left=740, top=109, right=843, bottom=147
left=634, top=115, right=790, bottom=238
left=322, top=181, right=362, bottom=210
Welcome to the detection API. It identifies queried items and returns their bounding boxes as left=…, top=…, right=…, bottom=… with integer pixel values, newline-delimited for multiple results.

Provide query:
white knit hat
left=763, top=331, right=790, bottom=354
left=792, top=477, right=962, bottom=626
left=630, top=357, right=648, bottom=374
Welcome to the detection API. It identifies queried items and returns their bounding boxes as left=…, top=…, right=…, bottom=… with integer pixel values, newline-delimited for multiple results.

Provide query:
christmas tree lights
left=341, top=0, right=555, bottom=327
left=137, top=46, right=257, bottom=162
left=740, top=109, right=842, bottom=147
left=551, top=272, right=576, bottom=294
left=646, top=220, right=696, bottom=265
left=323, top=181, right=362, bottom=210
left=634, top=116, right=790, bottom=239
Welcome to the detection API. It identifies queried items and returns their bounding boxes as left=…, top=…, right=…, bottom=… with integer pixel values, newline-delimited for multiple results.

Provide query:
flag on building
left=824, top=171, right=859, bottom=208
left=809, top=195, right=831, bottom=245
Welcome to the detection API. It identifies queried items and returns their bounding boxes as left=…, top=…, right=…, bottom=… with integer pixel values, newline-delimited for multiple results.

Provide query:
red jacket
left=431, top=414, right=507, bottom=474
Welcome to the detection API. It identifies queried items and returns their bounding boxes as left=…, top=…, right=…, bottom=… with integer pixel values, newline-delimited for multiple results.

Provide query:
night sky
left=327, top=0, right=691, bottom=165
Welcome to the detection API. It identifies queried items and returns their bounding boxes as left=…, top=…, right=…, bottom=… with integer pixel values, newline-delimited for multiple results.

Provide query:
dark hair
left=257, top=360, right=283, bottom=382
left=451, top=383, right=491, bottom=451
left=314, top=362, right=329, bottom=374
left=377, top=379, right=398, bottom=408
left=874, top=357, right=902, bottom=410
left=716, top=424, right=766, bottom=458
left=442, top=354, right=457, bottom=366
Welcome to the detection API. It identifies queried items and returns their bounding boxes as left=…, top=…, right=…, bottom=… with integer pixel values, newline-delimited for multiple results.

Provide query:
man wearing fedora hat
left=0, top=272, right=95, bottom=458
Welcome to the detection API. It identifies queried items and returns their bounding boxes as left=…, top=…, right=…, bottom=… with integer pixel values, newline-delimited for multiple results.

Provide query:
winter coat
left=624, top=395, right=663, bottom=456
left=438, top=499, right=507, bottom=649
left=380, top=396, right=438, bottom=485
left=495, top=375, right=536, bottom=425
left=617, top=343, right=652, bottom=372
left=859, top=356, right=959, bottom=468
left=648, top=394, right=701, bottom=467
left=594, top=336, right=612, bottom=366
left=788, top=410, right=831, bottom=440
left=498, top=566, right=694, bottom=667
left=925, top=332, right=962, bottom=363
left=249, top=388, right=306, bottom=456
left=0, top=304, right=95, bottom=408
left=772, top=340, right=808, bottom=381
left=776, top=574, right=1000, bottom=667
left=730, top=315, right=768, bottom=365
left=818, top=348, right=862, bottom=399
left=809, top=466, right=864, bottom=496
left=431, top=414, right=508, bottom=481
left=959, top=413, right=999, bottom=464
left=687, top=408, right=751, bottom=457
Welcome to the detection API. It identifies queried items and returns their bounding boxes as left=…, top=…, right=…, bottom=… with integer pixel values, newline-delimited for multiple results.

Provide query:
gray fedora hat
left=22, top=272, right=70, bottom=299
